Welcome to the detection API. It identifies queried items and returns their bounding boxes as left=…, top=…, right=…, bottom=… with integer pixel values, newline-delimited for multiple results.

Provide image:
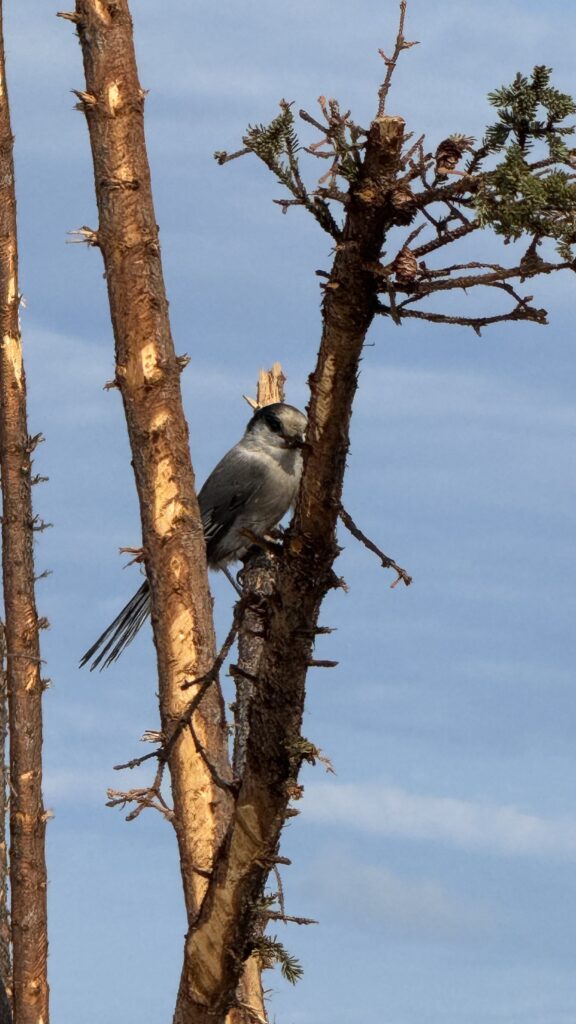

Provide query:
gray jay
left=80, top=402, right=307, bottom=670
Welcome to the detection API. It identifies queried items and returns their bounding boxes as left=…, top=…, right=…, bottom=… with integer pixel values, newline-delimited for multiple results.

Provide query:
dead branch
left=106, top=757, right=173, bottom=822
left=113, top=606, right=243, bottom=774
left=377, top=300, right=548, bottom=333
left=188, top=720, right=239, bottom=796
left=214, top=148, right=251, bottom=164
left=272, top=865, right=285, bottom=918
left=377, top=2, right=419, bottom=116
left=383, top=259, right=572, bottom=304
left=265, top=912, right=318, bottom=926
left=412, top=219, right=481, bottom=258
left=339, top=506, right=412, bottom=587
left=411, top=175, right=480, bottom=210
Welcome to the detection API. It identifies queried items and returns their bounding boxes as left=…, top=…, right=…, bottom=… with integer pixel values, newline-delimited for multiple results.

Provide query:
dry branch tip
left=339, top=505, right=412, bottom=586
left=66, top=226, right=99, bottom=246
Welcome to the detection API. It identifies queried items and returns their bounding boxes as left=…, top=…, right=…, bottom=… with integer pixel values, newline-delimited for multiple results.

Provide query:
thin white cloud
left=44, top=767, right=113, bottom=805
left=44, top=762, right=157, bottom=805
left=24, top=325, right=259, bottom=429
left=305, top=783, right=576, bottom=859
left=306, top=854, right=496, bottom=938
left=356, top=365, right=576, bottom=430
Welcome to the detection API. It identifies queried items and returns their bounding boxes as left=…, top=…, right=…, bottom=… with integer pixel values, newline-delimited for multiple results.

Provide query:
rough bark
left=0, top=8, right=49, bottom=1022
left=0, top=625, right=12, bottom=1024
left=232, top=365, right=286, bottom=785
left=68, top=0, right=235, bottom=1002
left=174, top=118, right=406, bottom=1023
left=227, top=958, right=266, bottom=1024
left=226, top=366, right=287, bottom=1024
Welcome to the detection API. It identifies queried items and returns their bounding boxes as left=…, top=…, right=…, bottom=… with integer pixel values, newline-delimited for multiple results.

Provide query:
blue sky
left=4, top=1, right=576, bottom=1022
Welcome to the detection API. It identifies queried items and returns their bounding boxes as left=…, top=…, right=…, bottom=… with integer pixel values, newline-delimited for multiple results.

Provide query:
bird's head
left=245, top=403, right=307, bottom=451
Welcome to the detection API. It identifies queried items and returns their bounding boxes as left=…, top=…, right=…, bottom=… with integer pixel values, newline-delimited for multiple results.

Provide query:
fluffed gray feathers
left=80, top=402, right=307, bottom=670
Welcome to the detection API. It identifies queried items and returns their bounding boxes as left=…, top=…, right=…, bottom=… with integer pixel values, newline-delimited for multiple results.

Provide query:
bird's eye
left=264, top=413, right=283, bottom=434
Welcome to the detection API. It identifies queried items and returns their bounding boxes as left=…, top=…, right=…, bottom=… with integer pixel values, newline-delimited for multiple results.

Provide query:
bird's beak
left=284, top=436, right=306, bottom=450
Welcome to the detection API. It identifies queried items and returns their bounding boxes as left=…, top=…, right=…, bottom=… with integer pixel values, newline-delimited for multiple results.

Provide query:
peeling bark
left=0, top=626, right=11, bottom=1024
left=0, top=7, right=49, bottom=1022
left=68, top=0, right=234, bottom=1005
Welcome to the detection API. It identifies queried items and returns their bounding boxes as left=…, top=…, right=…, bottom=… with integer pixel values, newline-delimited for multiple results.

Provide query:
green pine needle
left=255, top=935, right=304, bottom=985
left=475, top=66, right=576, bottom=256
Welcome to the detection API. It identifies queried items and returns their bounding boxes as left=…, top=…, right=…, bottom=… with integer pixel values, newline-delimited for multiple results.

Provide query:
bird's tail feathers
left=79, top=581, right=151, bottom=671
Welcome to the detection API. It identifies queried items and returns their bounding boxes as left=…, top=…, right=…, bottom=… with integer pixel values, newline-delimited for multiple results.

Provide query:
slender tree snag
left=68, top=0, right=232, bottom=955
left=233, top=365, right=286, bottom=783
left=173, top=116, right=406, bottom=1024
left=0, top=625, right=12, bottom=1024
left=226, top=365, right=287, bottom=1024
left=0, top=9, right=49, bottom=1022
left=242, top=363, right=286, bottom=413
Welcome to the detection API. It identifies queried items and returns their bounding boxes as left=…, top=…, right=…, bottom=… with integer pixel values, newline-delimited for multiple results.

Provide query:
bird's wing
left=79, top=580, right=151, bottom=671
left=80, top=452, right=268, bottom=670
left=199, top=449, right=266, bottom=562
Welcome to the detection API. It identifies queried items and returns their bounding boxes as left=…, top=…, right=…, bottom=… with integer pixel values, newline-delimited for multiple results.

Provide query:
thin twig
left=266, top=912, right=318, bottom=926
left=400, top=132, right=425, bottom=169
left=338, top=506, right=412, bottom=587
left=443, top=198, right=471, bottom=227
left=214, top=148, right=251, bottom=165
left=394, top=259, right=571, bottom=303
left=188, top=719, right=239, bottom=795
left=106, top=758, right=173, bottom=822
left=377, top=302, right=548, bottom=332
left=420, top=205, right=442, bottom=231
left=377, top=1, right=419, bottom=117
left=403, top=222, right=426, bottom=248
left=411, top=176, right=479, bottom=210
left=272, top=865, right=286, bottom=918
left=299, top=108, right=326, bottom=133
left=181, top=602, right=242, bottom=690
left=113, top=604, right=243, bottom=774
left=418, top=260, right=503, bottom=277
left=386, top=281, right=402, bottom=325
left=412, top=220, right=481, bottom=258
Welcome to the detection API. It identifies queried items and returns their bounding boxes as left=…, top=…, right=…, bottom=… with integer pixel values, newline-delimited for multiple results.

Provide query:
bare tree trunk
left=0, top=6, right=49, bottom=1022
left=66, top=0, right=234, bottom=993
left=174, top=116, right=405, bottom=1024
left=0, top=625, right=12, bottom=1024
left=227, top=366, right=287, bottom=1024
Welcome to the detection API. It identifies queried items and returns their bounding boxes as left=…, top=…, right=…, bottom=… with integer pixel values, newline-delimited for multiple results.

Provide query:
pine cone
left=435, top=134, right=475, bottom=176
left=393, top=246, right=419, bottom=283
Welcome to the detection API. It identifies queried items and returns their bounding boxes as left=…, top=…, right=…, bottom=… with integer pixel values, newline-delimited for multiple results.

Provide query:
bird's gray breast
left=198, top=444, right=302, bottom=567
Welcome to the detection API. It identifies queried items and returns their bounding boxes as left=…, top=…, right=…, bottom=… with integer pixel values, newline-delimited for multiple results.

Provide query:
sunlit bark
left=0, top=7, right=49, bottom=1021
